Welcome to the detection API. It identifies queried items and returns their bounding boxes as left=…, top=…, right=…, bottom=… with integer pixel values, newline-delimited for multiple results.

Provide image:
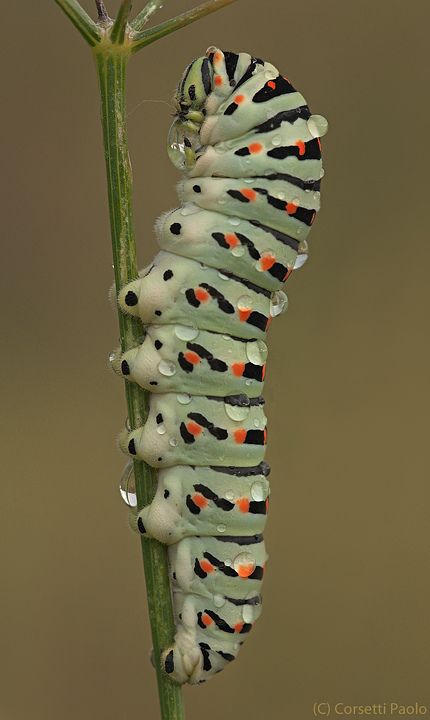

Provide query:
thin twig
left=54, top=0, right=101, bottom=45
left=95, top=0, right=110, bottom=23
left=110, top=0, right=134, bottom=43
left=131, top=0, right=165, bottom=32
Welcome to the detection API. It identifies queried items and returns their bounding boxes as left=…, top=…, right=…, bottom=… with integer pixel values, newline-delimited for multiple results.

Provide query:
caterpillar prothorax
left=115, top=47, right=327, bottom=685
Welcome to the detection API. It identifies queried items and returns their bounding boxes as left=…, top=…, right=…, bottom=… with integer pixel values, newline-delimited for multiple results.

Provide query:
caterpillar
left=115, top=47, right=327, bottom=685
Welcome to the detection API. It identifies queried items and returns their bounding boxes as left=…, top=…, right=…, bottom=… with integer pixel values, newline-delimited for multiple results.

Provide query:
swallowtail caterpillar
left=114, top=47, right=328, bottom=685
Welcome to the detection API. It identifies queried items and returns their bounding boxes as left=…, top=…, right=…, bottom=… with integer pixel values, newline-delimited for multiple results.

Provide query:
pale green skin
left=116, top=47, right=327, bottom=684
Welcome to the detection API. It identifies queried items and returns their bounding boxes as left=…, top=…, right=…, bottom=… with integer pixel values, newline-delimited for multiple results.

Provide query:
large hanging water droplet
left=307, top=114, right=329, bottom=139
left=293, top=240, right=309, bottom=270
left=246, top=340, right=268, bottom=365
left=158, top=360, right=176, bottom=376
left=119, top=461, right=137, bottom=507
left=177, top=393, right=191, bottom=405
left=270, top=290, right=288, bottom=317
left=174, top=325, right=199, bottom=341
left=225, top=402, right=250, bottom=422
left=251, top=481, right=265, bottom=502
left=237, top=295, right=254, bottom=311
left=233, top=551, right=256, bottom=578
left=167, top=119, right=200, bottom=170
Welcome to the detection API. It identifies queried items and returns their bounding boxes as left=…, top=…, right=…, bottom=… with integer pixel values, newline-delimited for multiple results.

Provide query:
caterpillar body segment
left=116, top=48, right=327, bottom=684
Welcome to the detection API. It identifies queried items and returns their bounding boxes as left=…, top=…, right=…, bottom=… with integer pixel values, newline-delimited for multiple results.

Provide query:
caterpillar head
left=173, top=55, right=213, bottom=132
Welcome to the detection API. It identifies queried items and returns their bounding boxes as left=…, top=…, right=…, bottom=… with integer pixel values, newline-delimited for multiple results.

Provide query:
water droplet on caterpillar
left=237, top=295, right=254, bottom=311
left=176, top=393, right=191, bottom=405
left=228, top=216, right=241, bottom=226
left=222, top=334, right=232, bottom=341
left=169, top=437, right=178, bottom=447
left=233, top=551, right=256, bottom=577
left=270, top=290, right=288, bottom=317
left=224, top=558, right=232, bottom=567
left=246, top=340, right=268, bottom=365
left=271, top=135, right=281, bottom=146
left=225, top=490, right=235, bottom=501
left=218, top=271, right=229, bottom=280
left=231, top=245, right=245, bottom=257
left=256, top=250, right=276, bottom=273
left=307, top=114, right=328, bottom=139
left=242, top=604, right=254, bottom=624
left=213, top=594, right=226, bottom=608
left=217, top=523, right=226, bottom=533
left=319, top=167, right=325, bottom=179
left=108, top=350, right=117, bottom=365
left=174, top=325, right=199, bottom=341
left=158, top=360, right=176, bottom=376
left=179, top=203, right=199, bottom=216
left=167, top=119, right=200, bottom=169
left=119, top=461, right=137, bottom=507
left=293, top=240, right=309, bottom=270
left=224, top=402, right=250, bottom=422
left=251, top=481, right=265, bottom=501
left=156, top=423, right=167, bottom=435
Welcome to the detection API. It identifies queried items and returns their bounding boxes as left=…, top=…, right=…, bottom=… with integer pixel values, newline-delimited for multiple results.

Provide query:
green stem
left=131, top=0, right=238, bottom=51
left=54, top=0, right=101, bottom=44
left=110, top=0, right=134, bottom=44
left=131, top=0, right=166, bottom=32
left=94, top=42, right=185, bottom=720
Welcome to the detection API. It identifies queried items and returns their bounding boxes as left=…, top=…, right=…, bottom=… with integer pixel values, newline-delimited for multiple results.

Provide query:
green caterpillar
left=115, top=47, right=327, bottom=684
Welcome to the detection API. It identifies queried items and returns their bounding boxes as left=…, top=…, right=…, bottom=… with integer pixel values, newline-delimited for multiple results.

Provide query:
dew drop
left=174, top=325, right=199, bottom=341
left=225, top=490, right=235, bottom=501
left=158, top=360, right=176, bottom=376
left=242, top=604, right=254, bottom=624
left=319, top=167, right=325, bottom=179
left=231, top=245, right=245, bottom=257
left=177, top=393, right=191, bottom=405
left=180, top=203, right=199, bottom=216
left=218, top=271, right=229, bottom=280
left=213, top=594, right=226, bottom=608
left=245, top=379, right=252, bottom=386
left=228, top=216, right=241, bottom=226
left=271, top=135, right=281, bottom=146
left=119, top=461, right=137, bottom=508
left=244, top=177, right=253, bottom=184
left=224, top=558, right=232, bottom=567
left=217, top=523, right=226, bottom=533
left=222, top=334, right=232, bottom=341
left=293, top=240, right=309, bottom=270
left=167, top=119, right=200, bottom=169
left=251, top=481, right=265, bottom=502
left=270, top=290, right=288, bottom=317
left=108, top=350, right=117, bottom=364
left=237, top=294, right=254, bottom=311
left=169, top=437, right=178, bottom=447
left=307, top=114, right=329, bottom=139
left=156, top=424, right=167, bottom=435
left=277, top=191, right=286, bottom=200
left=217, top=198, right=226, bottom=205
left=225, top=402, right=250, bottom=422
left=233, top=551, right=256, bottom=577
left=246, top=339, right=268, bottom=365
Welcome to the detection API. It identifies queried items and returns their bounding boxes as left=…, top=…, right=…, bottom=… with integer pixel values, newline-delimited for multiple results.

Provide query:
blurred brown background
left=1, top=1, right=429, bottom=718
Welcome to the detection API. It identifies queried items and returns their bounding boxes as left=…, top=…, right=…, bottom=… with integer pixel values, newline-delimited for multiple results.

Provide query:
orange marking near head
left=283, top=268, right=293, bottom=282
left=231, top=362, right=245, bottom=377
left=234, top=94, right=245, bottom=104
left=263, top=429, right=267, bottom=444
left=248, top=142, right=263, bottom=154
left=234, top=622, right=244, bottom=633
left=259, top=254, right=276, bottom=271
left=202, top=612, right=213, bottom=626
left=295, top=140, right=306, bottom=156
left=237, top=564, right=255, bottom=578
left=262, top=363, right=266, bottom=381
left=310, top=211, right=316, bottom=225
left=267, top=80, right=276, bottom=89
left=214, top=75, right=223, bottom=86
left=317, top=138, right=322, bottom=151
left=286, top=202, right=298, bottom=215
left=214, top=51, right=223, bottom=63
left=241, top=188, right=257, bottom=202
left=187, top=421, right=202, bottom=437
left=238, top=308, right=251, bottom=322
left=266, top=497, right=269, bottom=513
left=195, top=287, right=210, bottom=302
left=225, top=233, right=239, bottom=248
left=184, top=351, right=201, bottom=365
left=192, top=493, right=208, bottom=509
left=234, top=428, right=247, bottom=444
left=236, top=497, right=250, bottom=513
left=200, top=559, right=214, bottom=574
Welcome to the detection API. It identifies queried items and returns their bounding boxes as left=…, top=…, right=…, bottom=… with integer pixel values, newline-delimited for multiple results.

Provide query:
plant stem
left=94, top=43, right=184, bottom=720
left=131, top=0, right=166, bottom=32
left=54, top=0, right=101, bottom=44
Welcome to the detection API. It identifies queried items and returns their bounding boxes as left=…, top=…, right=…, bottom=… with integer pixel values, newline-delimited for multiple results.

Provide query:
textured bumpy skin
left=116, top=48, right=327, bottom=684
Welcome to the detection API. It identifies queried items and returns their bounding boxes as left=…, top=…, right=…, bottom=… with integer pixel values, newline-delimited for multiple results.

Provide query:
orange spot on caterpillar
left=259, top=254, right=276, bottom=271
left=248, top=142, right=263, bottom=154
left=202, top=612, right=213, bottom=626
left=317, top=138, right=322, bottom=151
left=234, top=622, right=244, bottom=633
left=241, top=188, right=257, bottom=201
left=214, top=75, right=223, bottom=86
left=295, top=140, right=305, bottom=156
left=234, top=428, right=247, bottom=444
left=310, top=211, right=316, bottom=225
left=237, top=563, right=255, bottom=578
left=195, top=287, right=210, bottom=302
left=261, top=363, right=266, bottom=381
left=184, top=351, right=200, bottom=365
left=214, top=51, right=223, bottom=62
left=283, top=268, right=293, bottom=282
left=238, top=308, right=251, bottom=322
left=234, top=94, right=245, bottom=104
left=236, top=497, right=250, bottom=513
left=266, top=497, right=269, bottom=513
left=225, top=233, right=239, bottom=248
left=192, top=493, right=208, bottom=509
left=231, top=362, right=245, bottom=377
left=263, top=429, right=267, bottom=444
left=267, top=80, right=276, bottom=89
left=286, top=202, right=298, bottom=215
left=200, top=559, right=214, bottom=574
left=187, top=421, right=202, bottom=437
